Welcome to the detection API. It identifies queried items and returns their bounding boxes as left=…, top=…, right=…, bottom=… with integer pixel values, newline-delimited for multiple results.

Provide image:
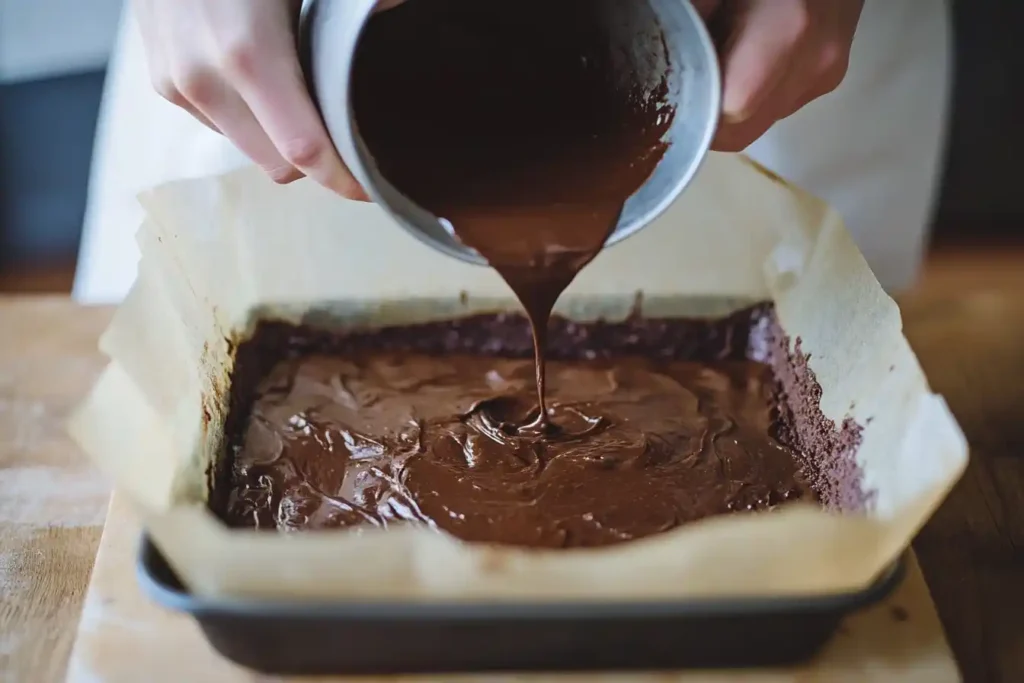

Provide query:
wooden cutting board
left=65, top=494, right=961, bottom=683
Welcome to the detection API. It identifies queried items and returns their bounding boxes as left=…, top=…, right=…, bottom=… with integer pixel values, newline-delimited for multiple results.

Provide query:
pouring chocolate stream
left=353, top=0, right=675, bottom=430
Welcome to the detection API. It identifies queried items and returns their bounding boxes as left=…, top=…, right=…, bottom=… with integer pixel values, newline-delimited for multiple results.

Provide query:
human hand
left=694, top=0, right=866, bottom=152
left=135, top=0, right=403, bottom=200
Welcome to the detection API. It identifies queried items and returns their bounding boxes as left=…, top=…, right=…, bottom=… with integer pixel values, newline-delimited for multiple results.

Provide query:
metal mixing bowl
left=300, top=0, right=721, bottom=265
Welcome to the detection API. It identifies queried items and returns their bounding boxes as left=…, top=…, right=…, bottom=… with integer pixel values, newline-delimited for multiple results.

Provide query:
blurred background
left=1, top=0, right=1022, bottom=293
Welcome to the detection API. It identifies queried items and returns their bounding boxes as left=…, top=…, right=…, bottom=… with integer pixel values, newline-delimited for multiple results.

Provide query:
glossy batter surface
left=223, top=353, right=810, bottom=548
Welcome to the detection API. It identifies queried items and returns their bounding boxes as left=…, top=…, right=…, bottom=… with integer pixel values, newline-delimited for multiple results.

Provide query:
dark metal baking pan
left=137, top=535, right=905, bottom=676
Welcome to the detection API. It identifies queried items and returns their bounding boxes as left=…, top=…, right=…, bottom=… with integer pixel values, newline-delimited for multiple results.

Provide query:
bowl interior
left=306, top=0, right=720, bottom=264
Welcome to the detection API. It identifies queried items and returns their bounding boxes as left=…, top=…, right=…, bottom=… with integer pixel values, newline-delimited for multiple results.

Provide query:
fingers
left=241, top=63, right=367, bottom=198
left=722, top=0, right=808, bottom=121
left=134, top=0, right=221, bottom=134
left=185, top=74, right=303, bottom=183
left=135, top=0, right=368, bottom=200
left=157, top=1, right=298, bottom=179
left=713, top=59, right=817, bottom=153
left=209, top=2, right=368, bottom=199
left=711, top=0, right=864, bottom=153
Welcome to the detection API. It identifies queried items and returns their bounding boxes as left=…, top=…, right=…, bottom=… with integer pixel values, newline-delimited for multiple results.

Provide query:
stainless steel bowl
left=300, top=0, right=721, bottom=265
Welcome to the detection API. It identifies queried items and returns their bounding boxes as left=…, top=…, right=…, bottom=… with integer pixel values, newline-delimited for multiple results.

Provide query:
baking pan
left=137, top=536, right=905, bottom=676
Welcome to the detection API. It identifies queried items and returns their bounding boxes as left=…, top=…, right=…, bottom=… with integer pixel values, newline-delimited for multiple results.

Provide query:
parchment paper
left=69, top=153, right=968, bottom=602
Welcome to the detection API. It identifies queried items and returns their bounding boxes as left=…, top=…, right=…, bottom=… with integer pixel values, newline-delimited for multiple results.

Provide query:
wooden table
left=0, top=298, right=113, bottom=682
left=2, top=247, right=1023, bottom=683
left=897, top=249, right=1024, bottom=682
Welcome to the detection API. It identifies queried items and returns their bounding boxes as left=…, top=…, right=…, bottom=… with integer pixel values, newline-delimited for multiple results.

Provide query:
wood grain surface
left=0, top=298, right=113, bottom=683
left=900, top=248, right=1024, bottom=683
left=1, top=246, right=1022, bottom=682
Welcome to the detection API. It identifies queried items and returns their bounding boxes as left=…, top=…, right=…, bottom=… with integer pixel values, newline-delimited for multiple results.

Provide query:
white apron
left=72, top=0, right=952, bottom=303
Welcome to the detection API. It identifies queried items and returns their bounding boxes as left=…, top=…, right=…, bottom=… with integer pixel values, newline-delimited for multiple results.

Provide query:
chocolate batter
left=352, top=0, right=675, bottom=429
left=222, top=351, right=810, bottom=547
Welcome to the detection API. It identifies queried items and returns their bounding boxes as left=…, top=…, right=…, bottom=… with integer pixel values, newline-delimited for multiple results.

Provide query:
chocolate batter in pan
left=218, top=312, right=823, bottom=548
